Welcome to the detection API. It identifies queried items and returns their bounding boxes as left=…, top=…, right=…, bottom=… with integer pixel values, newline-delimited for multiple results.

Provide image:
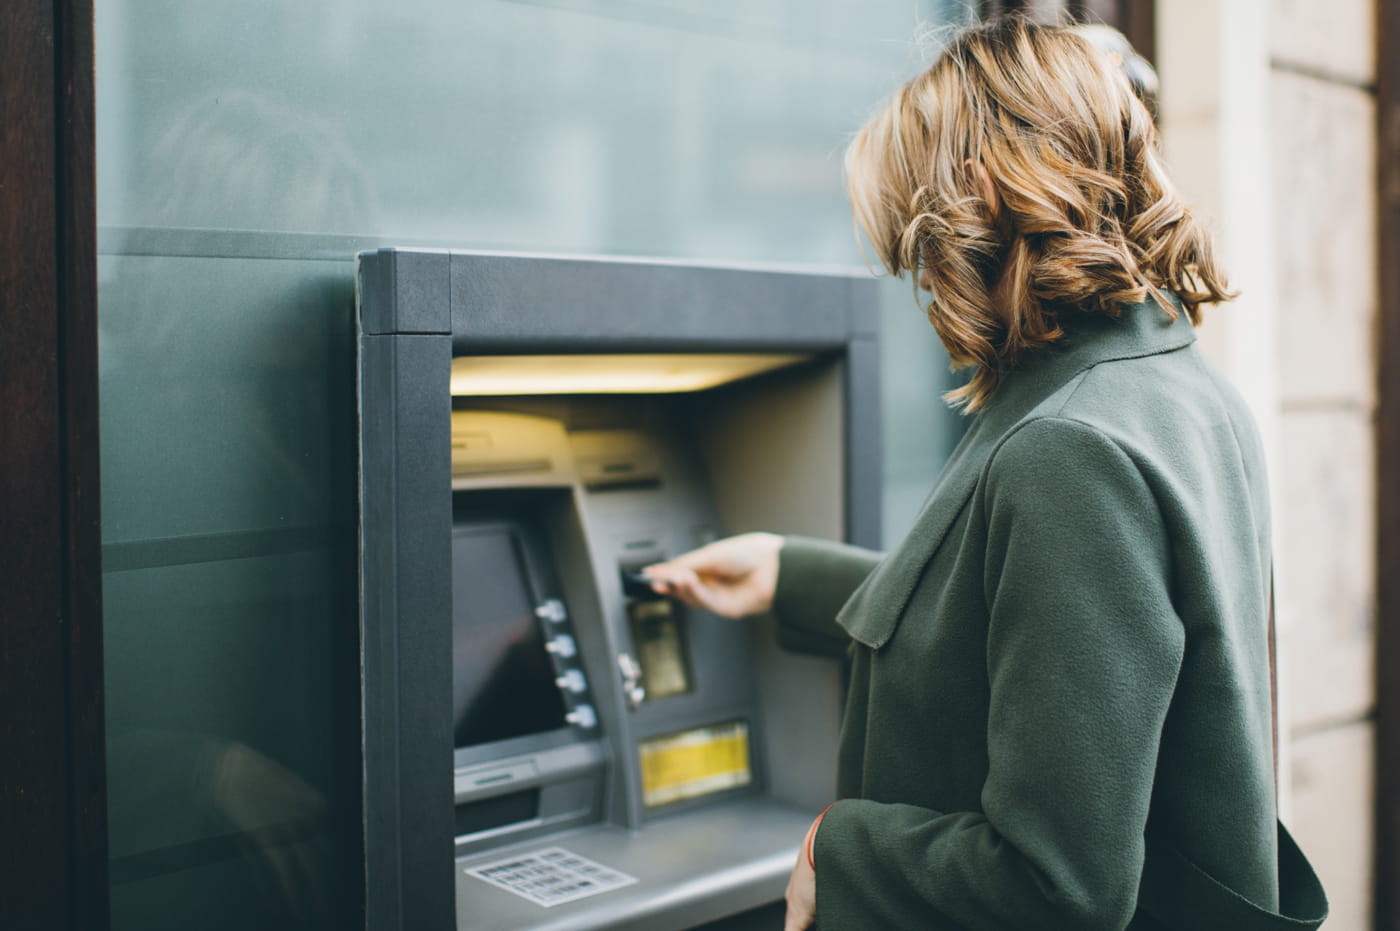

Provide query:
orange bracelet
left=806, top=802, right=838, bottom=870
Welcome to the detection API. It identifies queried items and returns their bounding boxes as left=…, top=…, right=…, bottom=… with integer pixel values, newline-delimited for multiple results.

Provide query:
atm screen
left=452, top=524, right=569, bottom=749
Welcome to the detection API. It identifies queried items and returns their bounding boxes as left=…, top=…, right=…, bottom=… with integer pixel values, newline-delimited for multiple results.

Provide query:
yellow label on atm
left=639, top=721, right=752, bottom=808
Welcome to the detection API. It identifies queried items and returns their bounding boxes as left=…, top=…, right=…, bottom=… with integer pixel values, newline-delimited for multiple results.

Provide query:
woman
left=645, top=16, right=1327, bottom=931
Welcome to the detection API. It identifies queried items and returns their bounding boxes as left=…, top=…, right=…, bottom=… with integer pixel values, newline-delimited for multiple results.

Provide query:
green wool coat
left=773, top=298, right=1326, bottom=930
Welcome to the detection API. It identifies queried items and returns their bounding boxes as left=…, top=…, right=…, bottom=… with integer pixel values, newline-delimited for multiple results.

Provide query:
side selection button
left=545, top=634, right=577, bottom=659
left=536, top=599, right=567, bottom=623
left=555, top=669, right=588, bottom=693
left=565, top=705, right=598, bottom=729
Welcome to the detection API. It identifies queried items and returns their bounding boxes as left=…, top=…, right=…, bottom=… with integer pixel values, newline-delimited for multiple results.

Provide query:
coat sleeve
left=812, top=417, right=1186, bottom=930
left=770, top=535, right=882, bottom=657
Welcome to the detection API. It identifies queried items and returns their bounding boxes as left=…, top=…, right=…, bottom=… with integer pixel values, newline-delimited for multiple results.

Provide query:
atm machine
left=357, top=250, right=880, bottom=931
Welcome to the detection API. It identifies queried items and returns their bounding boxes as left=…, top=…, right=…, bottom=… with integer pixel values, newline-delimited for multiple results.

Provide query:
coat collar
left=836, top=296, right=1198, bottom=649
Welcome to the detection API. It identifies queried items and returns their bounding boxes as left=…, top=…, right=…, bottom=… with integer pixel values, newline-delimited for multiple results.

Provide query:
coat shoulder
left=1014, top=343, right=1265, bottom=478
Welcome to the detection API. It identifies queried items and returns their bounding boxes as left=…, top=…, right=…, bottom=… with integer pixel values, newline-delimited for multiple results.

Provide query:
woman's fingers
left=645, top=565, right=742, bottom=617
left=642, top=532, right=782, bottom=618
left=650, top=566, right=703, bottom=604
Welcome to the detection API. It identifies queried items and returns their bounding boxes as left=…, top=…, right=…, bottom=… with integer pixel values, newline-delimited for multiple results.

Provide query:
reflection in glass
left=107, top=730, right=330, bottom=928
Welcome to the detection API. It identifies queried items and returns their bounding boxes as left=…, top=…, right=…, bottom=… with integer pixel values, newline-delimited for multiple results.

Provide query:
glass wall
left=96, top=1, right=967, bottom=927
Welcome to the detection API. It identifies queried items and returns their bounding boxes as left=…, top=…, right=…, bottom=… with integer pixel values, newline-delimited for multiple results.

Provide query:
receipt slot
left=357, top=250, right=880, bottom=931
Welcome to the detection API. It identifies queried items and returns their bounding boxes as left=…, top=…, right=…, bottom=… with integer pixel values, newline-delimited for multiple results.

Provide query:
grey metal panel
left=454, top=796, right=816, bottom=931
left=566, top=426, right=760, bottom=828
left=360, top=330, right=454, bottom=931
left=447, top=252, right=854, bottom=352
left=684, top=362, right=848, bottom=813
left=845, top=274, right=882, bottom=339
left=844, top=332, right=883, bottom=550
left=361, top=249, right=452, bottom=336
left=359, top=335, right=402, bottom=930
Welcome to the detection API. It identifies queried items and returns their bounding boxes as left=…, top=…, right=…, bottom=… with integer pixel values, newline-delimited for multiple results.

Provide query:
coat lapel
left=835, top=416, right=991, bottom=648
left=836, top=296, right=1199, bottom=650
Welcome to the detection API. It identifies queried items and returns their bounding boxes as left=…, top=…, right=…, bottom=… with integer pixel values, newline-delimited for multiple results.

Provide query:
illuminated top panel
left=449, top=353, right=814, bottom=396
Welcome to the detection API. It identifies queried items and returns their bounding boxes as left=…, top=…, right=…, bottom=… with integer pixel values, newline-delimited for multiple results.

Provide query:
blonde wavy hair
left=846, top=16, right=1233, bottom=411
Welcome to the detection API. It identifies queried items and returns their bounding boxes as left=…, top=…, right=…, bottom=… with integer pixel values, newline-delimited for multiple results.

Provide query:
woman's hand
left=784, top=809, right=825, bottom=931
left=784, top=850, right=816, bottom=931
left=642, top=532, right=783, bottom=618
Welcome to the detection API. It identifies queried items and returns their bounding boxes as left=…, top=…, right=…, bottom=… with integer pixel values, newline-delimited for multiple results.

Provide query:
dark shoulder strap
left=1269, top=571, right=1279, bottom=798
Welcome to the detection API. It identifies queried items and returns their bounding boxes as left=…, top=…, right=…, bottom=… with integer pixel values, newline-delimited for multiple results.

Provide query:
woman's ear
left=964, top=159, right=999, bottom=219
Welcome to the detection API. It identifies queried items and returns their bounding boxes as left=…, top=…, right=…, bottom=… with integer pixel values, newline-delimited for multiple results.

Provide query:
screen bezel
left=450, top=515, right=584, bottom=769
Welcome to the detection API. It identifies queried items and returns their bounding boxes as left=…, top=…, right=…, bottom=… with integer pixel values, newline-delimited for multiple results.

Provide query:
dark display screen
left=452, top=525, right=569, bottom=749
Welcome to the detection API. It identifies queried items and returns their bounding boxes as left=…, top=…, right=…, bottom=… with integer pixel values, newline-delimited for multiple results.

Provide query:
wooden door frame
left=978, top=0, right=1156, bottom=63
left=1376, top=0, right=1400, bottom=925
left=0, top=1, right=107, bottom=929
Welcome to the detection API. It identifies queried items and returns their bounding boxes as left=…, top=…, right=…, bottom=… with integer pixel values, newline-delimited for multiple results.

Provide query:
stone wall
left=1158, top=1, right=1379, bottom=927
left=1270, top=2, right=1378, bottom=928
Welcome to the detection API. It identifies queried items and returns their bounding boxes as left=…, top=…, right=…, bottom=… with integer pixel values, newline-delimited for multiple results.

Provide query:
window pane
left=96, top=2, right=965, bottom=926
